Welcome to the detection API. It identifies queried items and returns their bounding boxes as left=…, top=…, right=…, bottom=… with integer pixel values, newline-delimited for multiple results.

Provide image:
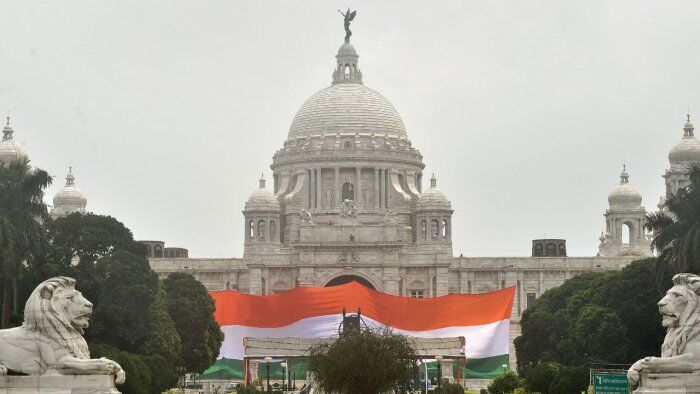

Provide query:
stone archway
left=325, top=274, right=375, bottom=289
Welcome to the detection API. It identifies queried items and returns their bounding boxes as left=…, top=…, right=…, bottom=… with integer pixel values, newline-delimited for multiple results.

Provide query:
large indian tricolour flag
left=209, top=281, right=515, bottom=379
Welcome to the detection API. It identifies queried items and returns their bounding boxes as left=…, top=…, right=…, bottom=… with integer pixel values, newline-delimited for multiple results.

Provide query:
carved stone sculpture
left=340, top=199, right=358, bottom=219
left=300, top=208, right=313, bottom=224
left=384, top=208, right=397, bottom=223
left=0, top=277, right=125, bottom=385
left=628, top=273, right=700, bottom=392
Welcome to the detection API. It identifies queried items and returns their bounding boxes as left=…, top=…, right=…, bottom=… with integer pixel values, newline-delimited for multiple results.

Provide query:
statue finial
left=338, top=8, right=357, bottom=43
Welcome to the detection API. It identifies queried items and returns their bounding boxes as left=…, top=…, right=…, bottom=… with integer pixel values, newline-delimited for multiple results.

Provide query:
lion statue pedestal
left=629, top=274, right=700, bottom=394
left=634, top=373, right=700, bottom=393
left=0, top=277, right=125, bottom=394
left=0, top=374, right=119, bottom=393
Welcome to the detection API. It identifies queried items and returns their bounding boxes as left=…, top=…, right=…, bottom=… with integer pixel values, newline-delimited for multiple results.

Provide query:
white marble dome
left=669, top=118, right=700, bottom=165
left=417, top=175, right=452, bottom=211
left=288, top=83, right=407, bottom=140
left=0, top=120, right=29, bottom=164
left=608, top=167, right=642, bottom=207
left=52, top=168, right=87, bottom=218
left=245, top=175, right=280, bottom=212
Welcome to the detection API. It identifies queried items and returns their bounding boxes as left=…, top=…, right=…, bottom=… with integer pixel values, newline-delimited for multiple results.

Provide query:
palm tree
left=646, top=162, right=700, bottom=285
left=0, top=160, right=52, bottom=328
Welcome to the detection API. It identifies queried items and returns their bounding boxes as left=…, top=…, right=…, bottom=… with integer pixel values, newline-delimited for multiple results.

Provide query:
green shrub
left=488, top=371, right=524, bottom=394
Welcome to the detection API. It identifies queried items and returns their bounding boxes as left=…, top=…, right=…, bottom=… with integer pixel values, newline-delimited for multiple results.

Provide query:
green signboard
left=592, top=371, right=630, bottom=393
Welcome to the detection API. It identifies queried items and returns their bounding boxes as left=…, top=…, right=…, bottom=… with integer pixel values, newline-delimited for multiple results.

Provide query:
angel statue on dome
left=338, top=8, right=357, bottom=43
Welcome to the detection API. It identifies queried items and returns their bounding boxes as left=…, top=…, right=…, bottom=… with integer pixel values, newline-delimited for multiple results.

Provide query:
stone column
left=438, top=219, right=444, bottom=241
left=249, top=267, right=263, bottom=295
left=307, top=169, right=313, bottom=209
left=244, top=219, right=250, bottom=242
left=374, top=168, right=380, bottom=210
left=356, top=167, right=362, bottom=207
left=316, top=168, right=322, bottom=210
left=435, top=267, right=449, bottom=296
left=379, top=169, right=385, bottom=209
left=335, top=167, right=341, bottom=207
left=382, top=168, right=391, bottom=208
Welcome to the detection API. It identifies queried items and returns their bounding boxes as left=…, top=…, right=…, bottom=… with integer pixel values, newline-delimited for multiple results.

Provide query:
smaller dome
left=608, top=165, right=642, bottom=207
left=244, top=175, right=280, bottom=212
left=417, top=174, right=452, bottom=211
left=337, top=42, right=358, bottom=57
left=0, top=117, right=29, bottom=164
left=52, top=167, right=87, bottom=218
left=669, top=115, right=700, bottom=165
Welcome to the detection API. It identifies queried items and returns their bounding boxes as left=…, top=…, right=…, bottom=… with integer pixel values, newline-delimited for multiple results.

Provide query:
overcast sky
left=2, top=1, right=699, bottom=257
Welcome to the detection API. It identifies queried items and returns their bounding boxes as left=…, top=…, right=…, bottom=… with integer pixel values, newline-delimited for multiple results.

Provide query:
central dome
left=287, top=41, right=407, bottom=140
left=288, top=84, right=407, bottom=140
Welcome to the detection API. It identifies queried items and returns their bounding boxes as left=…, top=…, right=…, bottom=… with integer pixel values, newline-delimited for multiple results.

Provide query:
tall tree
left=89, top=251, right=180, bottom=360
left=646, top=162, right=700, bottom=284
left=163, top=273, right=223, bottom=374
left=0, top=161, right=52, bottom=328
left=51, top=213, right=147, bottom=302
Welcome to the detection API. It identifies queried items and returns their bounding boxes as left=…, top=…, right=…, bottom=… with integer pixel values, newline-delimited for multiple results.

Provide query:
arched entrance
left=325, top=275, right=375, bottom=289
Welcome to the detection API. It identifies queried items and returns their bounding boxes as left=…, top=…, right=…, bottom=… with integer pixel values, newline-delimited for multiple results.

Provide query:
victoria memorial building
left=3, top=21, right=699, bottom=369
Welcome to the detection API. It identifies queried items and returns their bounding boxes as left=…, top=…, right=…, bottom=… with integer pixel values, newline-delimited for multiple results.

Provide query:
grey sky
left=2, top=1, right=698, bottom=257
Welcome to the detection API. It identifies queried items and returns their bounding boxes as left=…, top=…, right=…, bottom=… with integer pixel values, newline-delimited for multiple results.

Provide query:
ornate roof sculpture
left=51, top=167, right=88, bottom=219
left=0, top=116, right=29, bottom=164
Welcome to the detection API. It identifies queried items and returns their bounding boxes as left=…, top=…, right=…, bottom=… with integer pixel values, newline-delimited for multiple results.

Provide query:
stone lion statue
left=628, top=273, right=700, bottom=389
left=0, top=277, right=125, bottom=385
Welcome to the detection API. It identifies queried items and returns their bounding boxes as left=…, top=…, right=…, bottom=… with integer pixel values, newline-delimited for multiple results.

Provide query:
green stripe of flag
left=199, top=354, right=510, bottom=381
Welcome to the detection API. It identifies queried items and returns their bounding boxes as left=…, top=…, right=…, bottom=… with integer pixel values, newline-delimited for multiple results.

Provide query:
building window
left=558, top=243, right=566, bottom=257
left=421, top=220, right=427, bottom=241
left=527, top=293, right=536, bottom=308
left=409, top=290, right=425, bottom=298
left=545, top=243, right=556, bottom=256
left=154, top=245, right=163, bottom=258
left=145, top=244, right=152, bottom=257
left=534, top=243, right=543, bottom=257
left=342, top=181, right=355, bottom=201
left=430, top=219, right=439, bottom=241
left=270, top=220, right=276, bottom=241
left=257, top=220, right=266, bottom=242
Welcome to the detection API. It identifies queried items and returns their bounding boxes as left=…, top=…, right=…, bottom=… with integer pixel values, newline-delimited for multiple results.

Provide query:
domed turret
left=417, top=174, right=452, bottom=211
left=415, top=174, right=453, bottom=245
left=607, top=165, right=642, bottom=207
left=244, top=175, right=280, bottom=212
left=0, top=116, right=29, bottom=164
left=663, top=114, right=700, bottom=198
left=669, top=114, right=700, bottom=165
left=243, top=175, right=281, bottom=256
left=599, top=165, right=651, bottom=258
left=51, top=167, right=88, bottom=219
